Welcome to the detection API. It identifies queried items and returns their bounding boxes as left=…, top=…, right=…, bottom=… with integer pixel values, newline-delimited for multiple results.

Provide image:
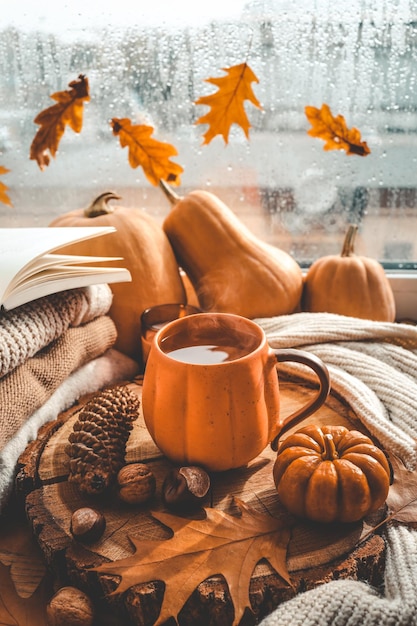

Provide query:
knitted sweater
left=0, top=283, right=113, bottom=379
left=255, top=312, right=417, bottom=626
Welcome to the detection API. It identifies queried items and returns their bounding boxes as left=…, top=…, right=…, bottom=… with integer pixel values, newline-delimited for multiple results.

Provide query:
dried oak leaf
left=194, top=63, right=262, bottom=145
left=386, top=453, right=417, bottom=523
left=0, top=166, right=12, bottom=207
left=93, top=498, right=292, bottom=626
left=0, top=562, right=51, bottom=626
left=111, top=117, right=183, bottom=186
left=305, top=103, right=371, bottom=156
left=30, top=74, right=90, bottom=169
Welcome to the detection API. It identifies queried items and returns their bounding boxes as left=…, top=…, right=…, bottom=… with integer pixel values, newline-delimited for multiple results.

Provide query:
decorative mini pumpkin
left=49, top=192, right=186, bottom=363
left=302, top=224, right=396, bottom=322
left=273, top=424, right=390, bottom=523
left=161, top=182, right=303, bottom=318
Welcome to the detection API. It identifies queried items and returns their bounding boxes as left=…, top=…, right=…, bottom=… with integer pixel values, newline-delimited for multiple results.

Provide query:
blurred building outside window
left=1, top=0, right=416, bottom=316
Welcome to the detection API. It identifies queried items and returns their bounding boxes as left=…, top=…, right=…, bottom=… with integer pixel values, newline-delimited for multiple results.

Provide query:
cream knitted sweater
left=255, top=313, right=417, bottom=626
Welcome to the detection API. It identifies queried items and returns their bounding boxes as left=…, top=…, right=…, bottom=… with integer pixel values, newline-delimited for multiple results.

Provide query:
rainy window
left=1, top=0, right=416, bottom=276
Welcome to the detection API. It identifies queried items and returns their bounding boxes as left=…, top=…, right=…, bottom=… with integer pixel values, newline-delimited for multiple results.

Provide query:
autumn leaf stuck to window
left=0, top=166, right=12, bottom=207
left=305, top=103, right=370, bottom=156
left=93, top=499, right=292, bottom=625
left=194, top=63, right=262, bottom=145
left=111, top=118, right=183, bottom=187
left=30, top=74, right=90, bottom=170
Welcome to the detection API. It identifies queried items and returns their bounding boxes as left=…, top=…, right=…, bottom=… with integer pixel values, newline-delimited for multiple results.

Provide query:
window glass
left=1, top=0, right=416, bottom=268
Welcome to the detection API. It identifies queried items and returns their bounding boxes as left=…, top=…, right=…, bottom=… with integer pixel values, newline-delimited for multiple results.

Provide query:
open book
left=0, top=226, right=132, bottom=310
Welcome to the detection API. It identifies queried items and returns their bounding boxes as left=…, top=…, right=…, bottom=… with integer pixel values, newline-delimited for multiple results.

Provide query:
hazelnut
left=70, top=507, right=106, bottom=543
left=117, top=462, right=156, bottom=505
left=162, top=465, right=210, bottom=510
left=46, top=586, right=94, bottom=626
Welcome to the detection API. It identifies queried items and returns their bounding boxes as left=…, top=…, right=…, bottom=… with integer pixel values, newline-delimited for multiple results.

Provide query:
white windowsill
left=388, top=271, right=417, bottom=322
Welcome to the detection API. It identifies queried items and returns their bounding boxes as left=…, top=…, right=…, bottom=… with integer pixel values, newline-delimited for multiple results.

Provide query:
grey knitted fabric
left=256, top=312, right=417, bottom=468
left=254, top=312, right=417, bottom=626
left=259, top=526, right=417, bottom=626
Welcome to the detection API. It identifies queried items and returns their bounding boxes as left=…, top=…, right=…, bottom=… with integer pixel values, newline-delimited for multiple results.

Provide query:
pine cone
left=66, top=386, right=139, bottom=495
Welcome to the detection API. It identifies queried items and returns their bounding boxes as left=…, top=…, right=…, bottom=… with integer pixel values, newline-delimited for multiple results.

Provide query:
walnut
left=117, top=462, right=156, bottom=505
left=46, top=586, right=94, bottom=626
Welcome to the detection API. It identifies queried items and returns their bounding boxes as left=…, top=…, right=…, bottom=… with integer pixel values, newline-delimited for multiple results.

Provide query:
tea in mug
left=165, top=343, right=249, bottom=364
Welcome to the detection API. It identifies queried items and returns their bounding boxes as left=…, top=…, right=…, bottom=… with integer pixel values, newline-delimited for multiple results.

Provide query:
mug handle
left=270, top=348, right=331, bottom=451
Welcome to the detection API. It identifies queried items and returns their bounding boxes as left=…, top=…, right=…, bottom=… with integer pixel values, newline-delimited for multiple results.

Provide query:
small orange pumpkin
left=302, top=224, right=396, bottom=322
left=49, top=192, right=186, bottom=363
left=273, top=424, right=390, bottom=523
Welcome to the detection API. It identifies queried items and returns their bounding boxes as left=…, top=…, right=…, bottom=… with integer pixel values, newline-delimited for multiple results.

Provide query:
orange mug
left=142, top=312, right=330, bottom=472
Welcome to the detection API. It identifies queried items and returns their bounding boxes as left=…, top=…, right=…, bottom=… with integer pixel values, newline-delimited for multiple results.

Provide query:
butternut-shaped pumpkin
left=49, top=192, right=186, bottom=363
left=161, top=183, right=303, bottom=318
left=273, top=424, right=391, bottom=523
left=302, top=224, right=396, bottom=321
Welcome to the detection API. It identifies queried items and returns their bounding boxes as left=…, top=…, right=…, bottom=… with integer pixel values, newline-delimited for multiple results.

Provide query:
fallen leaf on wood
left=0, top=562, right=51, bottom=625
left=386, top=453, right=417, bottom=523
left=0, top=511, right=47, bottom=599
left=111, top=117, right=183, bottom=186
left=194, top=63, right=262, bottom=145
left=305, top=103, right=370, bottom=156
left=30, top=74, right=90, bottom=169
left=0, top=166, right=12, bottom=207
left=94, top=498, right=292, bottom=626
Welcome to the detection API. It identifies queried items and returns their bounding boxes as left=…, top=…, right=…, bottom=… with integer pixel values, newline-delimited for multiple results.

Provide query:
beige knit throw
left=0, top=315, right=116, bottom=449
left=254, top=312, right=417, bottom=626
left=0, top=283, right=113, bottom=379
left=256, top=312, right=417, bottom=469
left=260, top=524, right=417, bottom=626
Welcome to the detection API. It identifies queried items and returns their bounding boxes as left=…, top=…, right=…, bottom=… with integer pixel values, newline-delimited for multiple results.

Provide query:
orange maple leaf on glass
left=305, top=103, right=371, bottom=156
left=30, top=74, right=90, bottom=169
left=0, top=166, right=12, bottom=207
left=93, top=499, right=292, bottom=626
left=194, top=63, right=262, bottom=145
left=111, top=118, right=183, bottom=187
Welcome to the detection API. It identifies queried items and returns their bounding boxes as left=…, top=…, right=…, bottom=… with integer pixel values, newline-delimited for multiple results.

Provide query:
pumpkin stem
left=341, top=224, right=358, bottom=257
left=84, top=192, right=121, bottom=217
left=159, top=179, right=183, bottom=206
left=322, top=433, right=339, bottom=461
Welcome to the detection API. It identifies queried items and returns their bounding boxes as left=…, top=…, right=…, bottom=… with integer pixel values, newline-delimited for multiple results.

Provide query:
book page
left=0, top=227, right=118, bottom=304
left=11, top=254, right=123, bottom=288
left=4, top=266, right=131, bottom=310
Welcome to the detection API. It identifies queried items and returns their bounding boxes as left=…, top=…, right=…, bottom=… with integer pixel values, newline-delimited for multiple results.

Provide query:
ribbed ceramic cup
left=142, top=312, right=330, bottom=472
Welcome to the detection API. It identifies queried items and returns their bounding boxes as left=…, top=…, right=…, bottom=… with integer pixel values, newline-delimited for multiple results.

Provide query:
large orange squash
left=302, top=224, right=396, bottom=321
left=161, top=183, right=303, bottom=318
left=273, top=424, right=391, bottom=523
left=49, top=192, right=186, bottom=363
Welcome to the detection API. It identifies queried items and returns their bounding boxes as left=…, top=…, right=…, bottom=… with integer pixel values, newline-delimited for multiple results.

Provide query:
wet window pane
left=1, top=0, right=416, bottom=268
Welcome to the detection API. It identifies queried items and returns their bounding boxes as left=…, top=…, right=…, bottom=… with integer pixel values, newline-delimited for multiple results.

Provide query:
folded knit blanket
left=0, top=283, right=113, bottom=379
left=0, top=315, right=117, bottom=450
left=254, top=312, right=417, bottom=626
left=256, top=312, right=417, bottom=469
left=260, top=524, right=417, bottom=626
left=0, top=348, right=140, bottom=512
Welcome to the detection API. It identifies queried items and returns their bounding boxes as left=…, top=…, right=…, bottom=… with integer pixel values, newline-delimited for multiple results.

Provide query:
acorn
left=162, top=465, right=210, bottom=510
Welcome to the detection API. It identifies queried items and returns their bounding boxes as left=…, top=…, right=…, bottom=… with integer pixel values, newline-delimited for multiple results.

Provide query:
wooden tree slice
left=18, top=379, right=386, bottom=626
